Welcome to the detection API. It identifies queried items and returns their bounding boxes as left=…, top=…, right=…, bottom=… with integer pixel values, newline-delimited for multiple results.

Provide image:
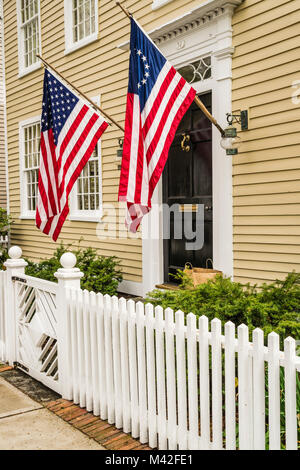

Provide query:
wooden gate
left=13, top=275, right=61, bottom=394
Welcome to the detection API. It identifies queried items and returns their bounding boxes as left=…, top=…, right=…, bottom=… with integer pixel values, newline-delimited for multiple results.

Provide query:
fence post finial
left=54, top=253, right=83, bottom=399
left=54, top=252, right=83, bottom=289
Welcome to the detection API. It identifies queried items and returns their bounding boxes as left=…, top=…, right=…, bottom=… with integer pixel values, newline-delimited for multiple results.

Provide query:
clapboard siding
left=4, top=0, right=299, bottom=287
left=2, top=0, right=199, bottom=283
left=232, top=0, right=300, bottom=284
left=0, top=5, right=6, bottom=210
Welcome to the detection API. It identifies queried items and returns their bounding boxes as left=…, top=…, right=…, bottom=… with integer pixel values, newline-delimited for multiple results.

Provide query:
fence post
left=4, top=246, right=28, bottom=366
left=54, top=252, right=83, bottom=400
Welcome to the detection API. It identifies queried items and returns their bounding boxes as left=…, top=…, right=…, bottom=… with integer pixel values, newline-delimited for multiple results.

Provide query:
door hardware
left=181, top=133, right=191, bottom=152
left=179, top=204, right=198, bottom=213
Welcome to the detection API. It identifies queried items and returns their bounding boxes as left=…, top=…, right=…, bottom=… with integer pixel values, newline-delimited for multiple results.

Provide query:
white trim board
left=152, top=0, right=174, bottom=10
left=136, top=2, right=242, bottom=296
left=118, top=0, right=244, bottom=50
left=0, top=2, right=9, bottom=213
left=118, top=280, right=143, bottom=297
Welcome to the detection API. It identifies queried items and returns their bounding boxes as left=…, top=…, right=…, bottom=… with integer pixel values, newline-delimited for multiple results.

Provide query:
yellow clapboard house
left=1, top=0, right=300, bottom=296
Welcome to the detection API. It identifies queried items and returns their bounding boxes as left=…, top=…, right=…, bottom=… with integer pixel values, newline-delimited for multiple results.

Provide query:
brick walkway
left=0, top=364, right=13, bottom=373
left=0, top=364, right=152, bottom=450
left=45, top=399, right=152, bottom=450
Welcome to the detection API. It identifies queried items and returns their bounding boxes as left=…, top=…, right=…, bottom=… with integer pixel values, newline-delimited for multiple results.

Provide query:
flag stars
left=42, top=72, right=79, bottom=135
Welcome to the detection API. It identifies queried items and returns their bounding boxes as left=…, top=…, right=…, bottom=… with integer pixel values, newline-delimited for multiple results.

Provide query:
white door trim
left=141, top=2, right=242, bottom=296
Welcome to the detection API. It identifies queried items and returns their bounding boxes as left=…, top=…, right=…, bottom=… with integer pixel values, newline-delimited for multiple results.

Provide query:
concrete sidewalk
left=0, top=377, right=104, bottom=450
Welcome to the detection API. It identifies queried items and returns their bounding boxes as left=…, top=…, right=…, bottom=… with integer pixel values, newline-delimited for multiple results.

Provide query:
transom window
left=178, top=57, right=212, bottom=84
left=77, top=147, right=100, bottom=212
left=65, top=0, right=98, bottom=54
left=22, top=122, right=40, bottom=214
left=18, top=0, right=41, bottom=75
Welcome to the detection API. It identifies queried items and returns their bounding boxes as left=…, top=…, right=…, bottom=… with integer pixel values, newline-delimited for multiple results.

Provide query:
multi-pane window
left=23, top=123, right=40, bottom=213
left=77, top=147, right=100, bottom=212
left=18, top=0, right=40, bottom=72
left=72, top=0, right=96, bottom=44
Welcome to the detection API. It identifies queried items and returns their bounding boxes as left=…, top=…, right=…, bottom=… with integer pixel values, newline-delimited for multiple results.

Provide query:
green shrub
left=0, top=208, right=11, bottom=271
left=0, top=248, right=8, bottom=271
left=0, top=208, right=12, bottom=236
left=25, top=242, right=123, bottom=296
left=146, top=272, right=300, bottom=345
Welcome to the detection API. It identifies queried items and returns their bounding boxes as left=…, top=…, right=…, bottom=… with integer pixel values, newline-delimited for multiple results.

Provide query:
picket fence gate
left=0, top=247, right=299, bottom=450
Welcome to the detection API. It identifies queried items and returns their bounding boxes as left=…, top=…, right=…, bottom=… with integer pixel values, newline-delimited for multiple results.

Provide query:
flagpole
left=36, top=54, right=125, bottom=133
left=116, top=1, right=225, bottom=136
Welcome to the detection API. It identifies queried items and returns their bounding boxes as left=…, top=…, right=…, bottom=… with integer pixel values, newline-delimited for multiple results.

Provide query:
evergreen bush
left=146, top=271, right=300, bottom=346
left=25, top=242, right=123, bottom=296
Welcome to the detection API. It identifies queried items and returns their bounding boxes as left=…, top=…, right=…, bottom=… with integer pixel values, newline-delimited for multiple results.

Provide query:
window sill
left=152, top=0, right=174, bottom=10
left=19, top=213, right=36, bottom=220
left=64, top=33, right=99, bottom=56
left=69, top=211, right=103, bottom=223
left=18, top=61, right=42, bottom=79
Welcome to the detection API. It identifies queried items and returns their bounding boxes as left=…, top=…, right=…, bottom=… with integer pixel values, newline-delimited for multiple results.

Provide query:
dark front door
left=163, top=92, right=213, bottom=282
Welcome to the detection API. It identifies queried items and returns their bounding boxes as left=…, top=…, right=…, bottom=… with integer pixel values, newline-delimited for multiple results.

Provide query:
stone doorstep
left=0, top=366, right=153, bottom=451
left=45, top=399, right=153, bottom=451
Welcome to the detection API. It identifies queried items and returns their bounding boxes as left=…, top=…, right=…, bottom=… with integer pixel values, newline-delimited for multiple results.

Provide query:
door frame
left=142, top=2, right=239, bottom=295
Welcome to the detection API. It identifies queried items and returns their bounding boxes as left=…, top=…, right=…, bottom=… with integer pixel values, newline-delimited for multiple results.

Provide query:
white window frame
left=69, top=96, right=103, bottom=222
left=19, top=115, right=41, bottom=220
left=16, top=0, right=42, bottom=78
left=64, top=0, right=98, bottom=55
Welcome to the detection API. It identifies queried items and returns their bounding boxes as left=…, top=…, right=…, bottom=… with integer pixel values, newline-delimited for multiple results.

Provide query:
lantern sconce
left=220, top=110, right=248, bottom=156
left=116, top=138, right=123, bottom=170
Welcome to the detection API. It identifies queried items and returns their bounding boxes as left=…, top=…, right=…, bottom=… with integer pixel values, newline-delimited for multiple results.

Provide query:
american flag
left=36, top=69, right=108, bottom=241
left=118, top=18, right=196, bottom=232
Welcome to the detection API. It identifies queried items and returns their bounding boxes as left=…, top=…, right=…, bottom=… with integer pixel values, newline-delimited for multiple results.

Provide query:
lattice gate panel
left=14, top=277, right=60, bottom=394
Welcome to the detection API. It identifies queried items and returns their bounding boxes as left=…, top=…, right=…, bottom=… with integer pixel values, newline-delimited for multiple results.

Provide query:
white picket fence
left=0, top=247, right=299, bottom=450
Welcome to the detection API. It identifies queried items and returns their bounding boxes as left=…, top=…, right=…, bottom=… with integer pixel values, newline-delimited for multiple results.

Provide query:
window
left=77, top=147, right=100, bottom=210
left=19, top=118, right=41, bottom=219
left=69, top=143, right=102, bottom=221
left=64, top=0, right=98, bottom=55
left=69, top=96, right=102, bottom=221
left=17, top=0, right=41, bottom=77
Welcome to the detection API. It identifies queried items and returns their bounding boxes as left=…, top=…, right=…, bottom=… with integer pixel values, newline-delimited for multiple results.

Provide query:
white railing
left=0, top=247, right=299, bottom=450
left=0, top=235, right=8, bottom=246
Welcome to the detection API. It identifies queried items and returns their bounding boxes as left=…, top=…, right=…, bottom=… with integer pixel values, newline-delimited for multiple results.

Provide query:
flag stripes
left=118, top=18, right=196, bottom=232
left=36, top=70, right=108, bottom=241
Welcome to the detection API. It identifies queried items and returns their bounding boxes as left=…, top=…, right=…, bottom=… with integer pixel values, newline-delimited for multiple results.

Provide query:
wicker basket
left=184, top=261, right=222, bottom=287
